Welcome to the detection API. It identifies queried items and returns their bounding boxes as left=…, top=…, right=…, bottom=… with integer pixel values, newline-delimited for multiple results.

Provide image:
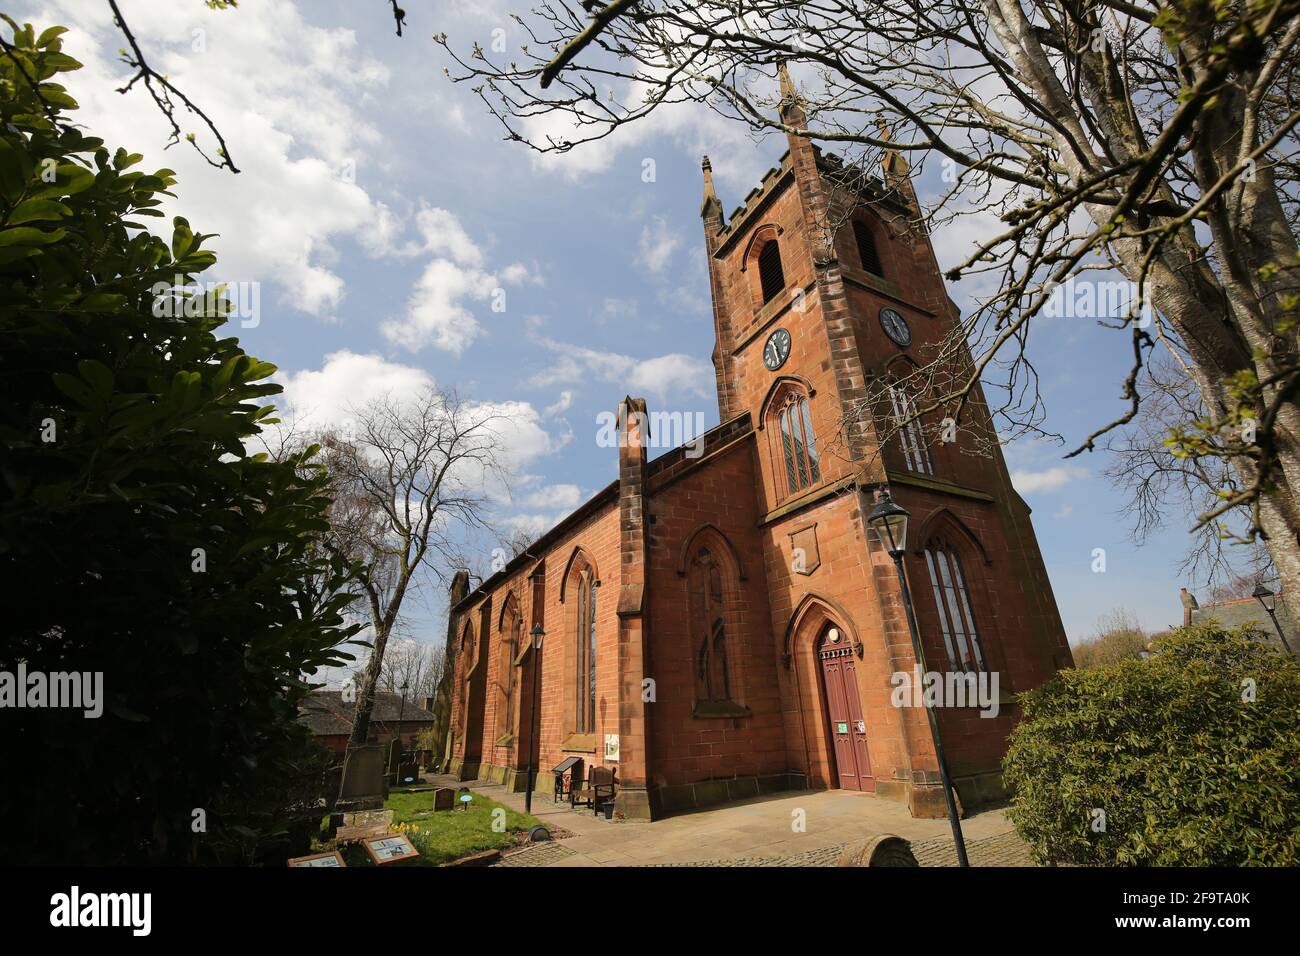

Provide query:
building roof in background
left=1185, top=590, right=1296, bottom=653
left=299, top=690, right=434, bottom=737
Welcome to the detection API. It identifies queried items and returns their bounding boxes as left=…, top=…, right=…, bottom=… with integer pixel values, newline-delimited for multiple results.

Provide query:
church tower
left=699, top=65, right=1073, bottom=814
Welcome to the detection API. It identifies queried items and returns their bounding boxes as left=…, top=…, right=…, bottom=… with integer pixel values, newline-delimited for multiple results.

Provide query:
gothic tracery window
left=773, top=390, right=821, bottom=497
left=457, top=625, right=474, bottom=737
left=922, top=537, right=988, bottom=673
left=498, top=604, right=520, bottom=739
left=574, top=567, right=597, bottom=733
left=689, top=547, right=732, bottom=703
left=887, top=383, right=933, bottom=475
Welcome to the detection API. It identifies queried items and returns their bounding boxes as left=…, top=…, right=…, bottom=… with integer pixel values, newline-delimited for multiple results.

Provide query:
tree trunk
left=348, top=621, right=393, bottom=747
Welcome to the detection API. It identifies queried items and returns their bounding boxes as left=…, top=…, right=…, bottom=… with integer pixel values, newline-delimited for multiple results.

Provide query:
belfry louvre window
left=923, top=540, right=988, bottom=673
left=758, top=240, right=785, bottom=303
left=689, top=547, right=732, bottom=703
left=776, top=392, right=821, bottom=495
left=853, top=220, right=883, bottom=276
left=574, top=569, right=597, bottom=733
left=887, top=384, right=933, bottom=474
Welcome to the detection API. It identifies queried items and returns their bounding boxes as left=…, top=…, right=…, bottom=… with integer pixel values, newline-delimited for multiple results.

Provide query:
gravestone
left=338, top=743, right=385, bottom=811
left=433, top=788, right=455, bottom=812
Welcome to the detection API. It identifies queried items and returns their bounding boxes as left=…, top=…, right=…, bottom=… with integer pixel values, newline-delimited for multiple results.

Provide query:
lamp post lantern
left=1252, top=585, right=1292, bottom=654
left=867, top=489, right=970, bottom=867
left=525, top=624, right=545, bottom=815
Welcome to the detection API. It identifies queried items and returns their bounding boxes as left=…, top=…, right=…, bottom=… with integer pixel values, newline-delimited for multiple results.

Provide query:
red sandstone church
left=446, top=73, right=1073, bottom=820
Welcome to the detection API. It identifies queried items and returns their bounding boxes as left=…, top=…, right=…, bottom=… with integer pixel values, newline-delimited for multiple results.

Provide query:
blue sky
left=21, top=0, right=1241, bottom=647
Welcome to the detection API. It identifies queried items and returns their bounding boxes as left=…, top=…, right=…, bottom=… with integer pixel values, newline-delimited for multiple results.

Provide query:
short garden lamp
left=867, top=490, right=909, bottom=557
left=1252, top=584, right=1292, bottom=653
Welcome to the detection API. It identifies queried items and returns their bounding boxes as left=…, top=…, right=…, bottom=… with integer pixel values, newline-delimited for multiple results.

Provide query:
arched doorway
left=817, top=623, right=873, bottom=792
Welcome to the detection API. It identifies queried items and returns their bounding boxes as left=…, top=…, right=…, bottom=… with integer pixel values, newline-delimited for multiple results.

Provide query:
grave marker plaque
left=362, top=833, right=420, bottom=865
left=288, top=851, right=346, bottom=868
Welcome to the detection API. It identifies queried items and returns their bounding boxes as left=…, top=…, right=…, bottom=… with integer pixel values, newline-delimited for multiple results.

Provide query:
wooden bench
left=570, top=766, right=616, bottom=816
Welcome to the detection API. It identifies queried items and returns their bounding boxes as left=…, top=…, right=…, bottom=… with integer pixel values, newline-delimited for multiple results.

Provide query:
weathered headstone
left=433, top=788, right=454, bottom=812
left=386, top=738, right=403, bottom=787
left=338, top=743, right=385, bottom=811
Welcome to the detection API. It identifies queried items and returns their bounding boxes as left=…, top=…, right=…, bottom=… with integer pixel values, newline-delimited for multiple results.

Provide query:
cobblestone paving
left=496, top=828, right=1034, bottom=867
left=637, top=830, right=1033, bottom=867
left=495, top=842, right=578, bottom=867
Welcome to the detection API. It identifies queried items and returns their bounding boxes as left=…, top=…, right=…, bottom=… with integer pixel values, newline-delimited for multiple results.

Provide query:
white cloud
left=41, top=0, right=397, bottom=320
left=521, top=75, right=775, bottom=191
left=500, top=512, right=562, bottom=539
left=411, top=206, right=485, bottom=267
left=1011, top=465, right=1089, bottom=494
left=528, top=335, right=713, bottom=405
left=273, top=350, right=434, bottom=432
left=380, top=207, right=531, bottom=354
left=596, top=298, right=639, bottom=325
left=638, top=216, right=682, bottom=274
left=543, top=390, right=573, bottom=418
left=517, top=484, right=583, bottom=511
left=274, top=352, right=562, bottom=512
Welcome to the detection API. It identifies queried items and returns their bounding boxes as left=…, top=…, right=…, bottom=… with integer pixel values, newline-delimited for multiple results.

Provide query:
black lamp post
left=524, top=624, right=545, bottom=815
left=867, top=489, right=970, bottom=868
left=1252, top=585, right=1292, bottom=654
left=394, top=682, right=408, bottom=785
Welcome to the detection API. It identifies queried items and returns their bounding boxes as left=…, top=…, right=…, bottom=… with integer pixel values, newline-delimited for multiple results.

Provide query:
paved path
left=425, top=775, right=1032, bottom=867
left=498, top=828, right=1033, bottom=867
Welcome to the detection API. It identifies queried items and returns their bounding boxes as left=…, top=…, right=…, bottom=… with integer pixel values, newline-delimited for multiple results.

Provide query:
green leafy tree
left=1004, top=623, right=1300, bottom=866
left=0, top=19, right=360, bottom=864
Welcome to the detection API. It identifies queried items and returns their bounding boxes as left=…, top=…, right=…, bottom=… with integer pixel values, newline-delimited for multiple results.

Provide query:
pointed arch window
left=853, top=219, right=884, bottom=276
left=758, top=240, right=786, bottom=303
left=456, top=625, right=475, bottom=738
left=887, top=383, right=933, bottom=474
left=688, top=547, right=733, bottom=703
left=497, top=604, right=521, bottom=740
left=922, top=538, right=987, bottom=673
left=574, top=568, right=597, bottom=733
left=774, top=390, right=820, bottom=496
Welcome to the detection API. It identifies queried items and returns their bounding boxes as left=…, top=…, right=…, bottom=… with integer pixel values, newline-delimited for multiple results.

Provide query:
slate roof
left=299, top=689, right=434, bottom=737
left=1188, top=592, right=1296, bottom=652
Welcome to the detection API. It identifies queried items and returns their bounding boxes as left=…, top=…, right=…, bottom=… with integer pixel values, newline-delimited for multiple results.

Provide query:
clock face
left=879, top=307, right=912, bottom=347
left=763, top=328, right=792, bottom=371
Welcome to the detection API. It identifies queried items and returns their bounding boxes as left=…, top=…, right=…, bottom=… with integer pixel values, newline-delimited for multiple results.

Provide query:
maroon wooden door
left=818, top=628, right=873, bottom=792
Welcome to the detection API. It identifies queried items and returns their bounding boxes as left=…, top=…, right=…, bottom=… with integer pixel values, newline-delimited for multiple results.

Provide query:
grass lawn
left=330, top=790, right=545, bottom=867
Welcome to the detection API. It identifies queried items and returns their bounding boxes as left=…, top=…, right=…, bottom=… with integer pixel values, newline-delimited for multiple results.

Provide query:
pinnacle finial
left=700, top=154, right=723, bottom=222
left=877, top=121, right=911, bottom=177
left=778, top=60, right=796, bottom=101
